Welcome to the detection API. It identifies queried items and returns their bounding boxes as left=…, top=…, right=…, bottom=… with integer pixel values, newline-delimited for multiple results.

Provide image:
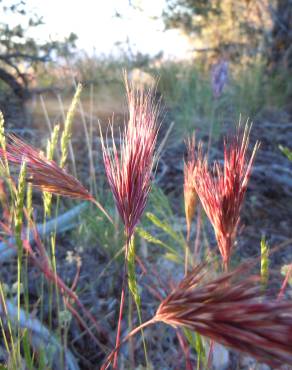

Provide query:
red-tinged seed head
left=193, top=124, right=259, bottom=269
left=154, top=264, right=292, bottom=367
left=0, top=135, right=113, bottom=222
left=100, top=74, right=159, bottom=240
left=0, top=134, right=92, bottom=201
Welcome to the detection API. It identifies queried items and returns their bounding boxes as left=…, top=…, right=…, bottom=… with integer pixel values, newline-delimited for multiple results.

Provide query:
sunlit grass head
left=193, top=124, right=259, bottom=270
left=100, top=74, right=160, bottom=240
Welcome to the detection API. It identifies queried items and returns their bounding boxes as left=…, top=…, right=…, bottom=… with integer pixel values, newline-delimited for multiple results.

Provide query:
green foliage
left=137, top=185, right=185, bottom=263
left=127, top=236, right=149, bottom=365
left=162, top=0, right=272, bottom=61
left=183, top=328, right=206, bottom=369
left=0, top=60, right=290, bottom=369
left=279, top=145, right=292, bottom=162
left=76, top=197, right=121, bottom=257
left=154, top=62, right=214, bottom=134
left=22, top=329, right=34, bottom=370
left=154, top=57, right=291, bottom=136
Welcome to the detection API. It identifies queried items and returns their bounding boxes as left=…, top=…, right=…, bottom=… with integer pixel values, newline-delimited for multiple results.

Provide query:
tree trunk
left=0, top=67, right=30, bottom=100
left=269, top=0, right=292, bottom=71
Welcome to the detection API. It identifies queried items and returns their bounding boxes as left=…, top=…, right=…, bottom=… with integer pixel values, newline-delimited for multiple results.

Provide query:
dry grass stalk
left=194, top=125, right=259, bottom=270
left=184, top=135, right=197, bottom=242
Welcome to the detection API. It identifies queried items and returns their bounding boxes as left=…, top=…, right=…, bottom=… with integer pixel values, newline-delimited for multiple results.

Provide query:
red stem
left=101, top=318, right=155, bottom=370
left=113, top=283, right=126, bottom=368
left=113, top=239, right=130, bottom=368
left=278, top=265, right=292, bottom=300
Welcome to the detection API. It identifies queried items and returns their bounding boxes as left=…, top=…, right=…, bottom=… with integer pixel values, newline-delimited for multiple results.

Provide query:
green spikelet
left=0, top=111, right=5, bottom=149
left=14, top=161, right=26, bottom=340
left=15, top=161, right=27, bottom=238
left=261, top=236, right=269, bottom=287
left=0, top=111, right=9, bottom=174
left=26, top=183, right=33, bottom=235
left=60, top=84, right=82, bottom=168
left=47, top=124, right=60, bottom=160
left=43, top=125, right=60, bottom=216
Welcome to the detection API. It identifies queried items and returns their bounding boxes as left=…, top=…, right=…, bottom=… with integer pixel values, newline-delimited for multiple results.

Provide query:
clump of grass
left=0, top=67, right=291, bottom=370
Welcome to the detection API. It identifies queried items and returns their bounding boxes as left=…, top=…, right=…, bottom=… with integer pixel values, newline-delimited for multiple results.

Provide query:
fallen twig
left=0, top=299, right=80, bottom=370
left=0, top=202, right=88, bottom=263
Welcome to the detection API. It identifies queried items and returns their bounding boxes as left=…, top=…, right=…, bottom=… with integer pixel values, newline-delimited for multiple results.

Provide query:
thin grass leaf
left=164, top=252, right=183, bottom=264
left=146, top=212, right=185, bottom=248
left=22, top=329, right=34, bottom=370
left=183, top=328, right=206, bottom=369
left=127, top=236, right=148, bottom=365
left=149, top=184, right=173, bottom=218
left=136, top=227, right=179, bottom=256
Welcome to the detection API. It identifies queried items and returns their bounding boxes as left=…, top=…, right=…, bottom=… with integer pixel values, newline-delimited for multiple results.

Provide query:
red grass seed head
left=154, top=264, right=292, bottom=367
left=194, top=124, right=259, bottom=269
left=100, top=76, right=159, bottom=239
left=0, top=135, right=93, bottom=202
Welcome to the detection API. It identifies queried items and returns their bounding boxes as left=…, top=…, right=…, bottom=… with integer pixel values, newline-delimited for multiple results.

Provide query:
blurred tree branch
left=0, top=0, right=77, bottom=99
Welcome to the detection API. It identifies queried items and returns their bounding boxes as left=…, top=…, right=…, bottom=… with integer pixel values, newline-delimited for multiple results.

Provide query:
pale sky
left=4, top=0, right=192, bottom=58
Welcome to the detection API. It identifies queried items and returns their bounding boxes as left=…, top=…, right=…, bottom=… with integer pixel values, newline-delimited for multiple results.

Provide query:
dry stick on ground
left=0, top=203, right=88, bottom=263
left=0, top=299, right=80, bottom=370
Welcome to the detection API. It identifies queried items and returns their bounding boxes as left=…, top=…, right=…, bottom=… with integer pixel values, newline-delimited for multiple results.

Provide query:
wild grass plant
left=0, top=72, right=291, bottom=370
